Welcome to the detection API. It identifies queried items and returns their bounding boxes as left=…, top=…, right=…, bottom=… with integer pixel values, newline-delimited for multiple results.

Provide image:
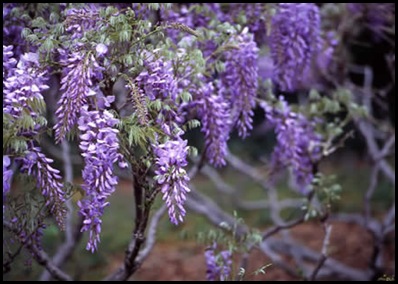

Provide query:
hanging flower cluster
left=153, top=137, right=190, bottom=225
left=196, top=82, right=231, bottom=167
left=77, top=107, right=127, bottom=252
left=221, top=28, right=259, bottom=138
left=270, top=3, right=321, bottom=92
left=3, top=47, right=66, bottom=227
left=53, top=50, right=104, bottom=143
left=204, top=242, right=233, bottom=281
left=261, top=97, right=323, bottom=194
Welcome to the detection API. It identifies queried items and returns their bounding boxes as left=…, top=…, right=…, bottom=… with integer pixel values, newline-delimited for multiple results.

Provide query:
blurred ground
left=4, top=156, right=395, bottom=281
left=123, top=221, right=395, bottom=281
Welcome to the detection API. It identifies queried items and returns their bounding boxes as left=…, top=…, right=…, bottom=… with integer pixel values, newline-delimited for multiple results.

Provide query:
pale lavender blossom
left=3, top=49, right=66, bottom=226
left=77, top=107, right=126, bottom=252
left=204, top=242, right=233, bottom=281
left=135, top=55, right=178, bottom=101
left=3, top=45, right=17, bottom=78
left=205, top=245, right=219, bottom=281
left=21, top=146, right=67, bottom=228
left=95, top=43, right=108, bottom=56
left=196, top=82, right=231, bottom=167
left=64, top=5, right=100, bottom=39
left=261, top=97, right=323, bottom=194
left=221, top=28, right=259, bottom=138
left=154, top=137, right=190, bottom=225
left=3, top=52, right=48, bottom=118
left=53, top=50, right=104, bottom=143
left=270, top=3, right=321, bottom=92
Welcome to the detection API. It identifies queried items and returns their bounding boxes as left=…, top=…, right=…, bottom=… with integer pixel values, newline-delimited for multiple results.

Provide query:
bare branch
left=267, top=237, right=372, bottom=280
left=309, top=224, right=332, bottom=281
left=3, top=222, right=73, bottom=281
left=226, top=151, right=271, bottom=190
left=201, top=164, right=303, bottom=211
left=364, top=165, right=380, bottom=226
left=262, top=217, right=305, bottom=241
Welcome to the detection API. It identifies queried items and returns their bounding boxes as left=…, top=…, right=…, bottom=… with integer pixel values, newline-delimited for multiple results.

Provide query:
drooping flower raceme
left=53, top=50, right=104, bottom=143
left=204, top=242, right=233, bottom=281
left=77, top=107, right=127, bottom=252
left=196, top=82, right=231, bottom=167
left=270, top=3, right=321, bottom=92
left=21, top=146, right=67, bottom=229
left=261, top=97, right=323, bottom=194
left=3, top=49, right=67, bottom=227
left=221, top=28, right=259, bottom=138
left=154, top=137, right=190, bottom=225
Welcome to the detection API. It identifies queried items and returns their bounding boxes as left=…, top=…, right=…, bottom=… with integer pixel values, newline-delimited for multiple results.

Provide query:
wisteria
left=347, top=3, right=395, bottom=42
left=160, top=3, right=223, bottom=43
left=261, top=97, right=323, bottom=194
left=3, top=47, right=67, bottom=227
left=270, top=3, right=321, bottom=92
left=21, top=146, right=67, bottom=229
left=221, top=28, right=259, bottom=138
left=153, top=136, right=190, bottom=225
left=64, top=5, right=101, bottom=39
left=204, top=243, right=233, bottom=281
left=134, top=54, right=185, bottom=136
left=3, top=3, right=394, bottom=282
left=196, top=82, right=231, bottom=167
left=77, top=107, right=126, bottom=252
left=53, top=50, right=104, bottom=143
left=3, top=51, right=48, bottom=119
left=135, top=54, right=178, bottom=101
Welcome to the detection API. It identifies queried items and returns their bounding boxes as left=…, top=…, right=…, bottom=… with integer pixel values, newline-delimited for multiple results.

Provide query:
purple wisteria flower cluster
left=261, top=97, right=323, bottom=194
left=64, top=5, right=101, bottom=39
left=135, top=53, right=185, bottom=136
left=3, top=47, right=67, bottom=227
left=196, top=82, right=231, bottom=167
left=21, top=146, right=67, bottom=228
left=221, top=28, right=259, bottom=138
left=77, top=107, right=127, bottom=252
left=270, top=3, right=321, bottom=92
left=135, top=54, right=178, bottom=101
left=204, top=243, right=233, bottom=281
left=3, top=51, right=48, bottom=120
left=153, top=137, right=190, bottom=225
left=160, top=3, right=223, bottom=43
left=54, top=50, right=104, bottom=143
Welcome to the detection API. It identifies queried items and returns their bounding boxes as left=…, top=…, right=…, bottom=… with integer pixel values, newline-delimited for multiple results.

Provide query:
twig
left=262, top=217, right=305, bottom=241
left=3, top=222, right=73, bottom=281
left=225, top=151, right=271, bottom=191
left=309, top=224, right=332, bottom=281
left=201, top=164, right=303, bottom=211
left=267, top=237, right=372, bottom=280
